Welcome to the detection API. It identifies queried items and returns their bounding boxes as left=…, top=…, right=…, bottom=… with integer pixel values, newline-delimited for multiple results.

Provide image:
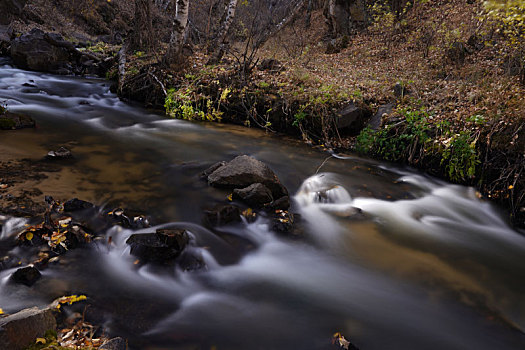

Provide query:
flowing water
left=1, top=60, right=524, bottom=349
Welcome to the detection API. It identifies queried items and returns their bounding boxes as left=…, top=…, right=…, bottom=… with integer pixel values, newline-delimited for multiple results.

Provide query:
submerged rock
left=63, top=198, right=94, bottom=212
left=0, top=111, right=35, bottom=130
left=0, top=307, right=56, bottom=350
left=207, top=155, right=288, bottom=199
left=203, top=204, right=242, bottom=227
left=100, top=337, right=127, bottom=350
left=126, top=229, right=188, bottom=263
left=45, top=146, right=72, bottom=160
left=10, top=265, right=41, bottom=286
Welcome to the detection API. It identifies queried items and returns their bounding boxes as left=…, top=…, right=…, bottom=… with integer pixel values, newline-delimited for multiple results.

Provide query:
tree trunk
left=324, top=0, right=367, bottom=37
left=164, top=0, right=190, bottom=66
left=207, top=0, right=239, bottom=64
left=255, top=0, right=306, bottom=49
left=131, top=0, right=154, bottom=51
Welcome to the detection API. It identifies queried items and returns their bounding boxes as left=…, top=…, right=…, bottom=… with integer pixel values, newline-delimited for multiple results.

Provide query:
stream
left=1, top=60, right=525, bottom=349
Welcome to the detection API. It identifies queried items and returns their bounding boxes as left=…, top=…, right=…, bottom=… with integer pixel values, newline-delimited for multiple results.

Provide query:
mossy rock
left=0, top=112, right=36, bottom=130
left=0, top=117, right=16, bottom=129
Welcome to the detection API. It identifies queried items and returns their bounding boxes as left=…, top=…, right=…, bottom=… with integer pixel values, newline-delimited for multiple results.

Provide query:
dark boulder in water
left=233, top=183, right=274, bottom=208
left=10, top=265, right=41, bottom=286
left=64, top=198, right=94, bottom=212
left=203, top=204, right=242, bottom=227
left=126, top=229, right=188, bottom=264
left=207, top=155, right=288, bottom=201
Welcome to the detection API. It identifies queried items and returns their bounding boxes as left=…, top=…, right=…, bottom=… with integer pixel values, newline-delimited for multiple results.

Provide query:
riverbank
left=117, top=1, right=524, bottom=228
left=1, top=1, right=522, bottom=227
left=1, top=55, right=525, bottom=350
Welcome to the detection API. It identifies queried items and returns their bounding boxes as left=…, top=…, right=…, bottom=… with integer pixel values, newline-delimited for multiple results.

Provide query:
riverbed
left=1, top=61, right=524, bottom=349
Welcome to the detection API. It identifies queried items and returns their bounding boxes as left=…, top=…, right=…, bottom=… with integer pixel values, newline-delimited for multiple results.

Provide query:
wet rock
left=333, top=102, right=373, bottom=136
left=107, top=208, right=150, bottom=229
left=207, top=155, right=288, bottom=199
left=233, top=183, right=274, bottom=208
left=0, top=111, right=36, bottom=130
left=100, top=337, right=127, bottom=350
left=265, top=195, right=291, bottom=211
left=64, top=198, right=94, bottom=212
left=369, top=103, right=393, bottom=130
left=10, top=266, right=41, bottom=286
left=201, top=161, right=226, bottom=178
left=10, top=29, right=72, bottom=73
left=0, top=306, right=56, bottom=350
left=203, top=204, right=243, bottom=227
left=126, top=229, right=189, bottom=263
left=271, top=211, right=301, bottom=236
left=45, top=146, right=72, bottom=160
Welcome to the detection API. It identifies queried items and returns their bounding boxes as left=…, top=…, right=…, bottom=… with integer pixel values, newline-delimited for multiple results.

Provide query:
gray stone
left=207, top=155, right=288, bottom=199
left=10, top=266, right=41, bottom=287
left=45, top=146, right=72, bottom=160
left=0, top=307, right=56, bottom=350
left=368, top=103, right=393, bottom=130
left=10, top=29, right=71, bottom=73
left=333, top=102, right=372, bottom=136
left=100, top=337, right=127, bottom=350
left=233, top=183, right=273, bottom=208
left=126, top=229, right=188, bottom=263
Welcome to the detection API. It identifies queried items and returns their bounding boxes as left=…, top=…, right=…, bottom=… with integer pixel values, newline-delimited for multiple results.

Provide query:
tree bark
left=207, top=0, right=238, bottom=64
left=255, top=0, right=306, bottom=49
left=163, top=0, right=190, bottom=66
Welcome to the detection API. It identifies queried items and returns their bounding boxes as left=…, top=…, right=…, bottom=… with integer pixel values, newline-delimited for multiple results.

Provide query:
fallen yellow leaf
left=35, top=338, right=46, bottom=344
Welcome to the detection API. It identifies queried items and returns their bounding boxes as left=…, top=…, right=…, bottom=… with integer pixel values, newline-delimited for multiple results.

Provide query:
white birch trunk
left=164, top=0, right=190, bottom=65
left=208, top=0, right=238, bottom=64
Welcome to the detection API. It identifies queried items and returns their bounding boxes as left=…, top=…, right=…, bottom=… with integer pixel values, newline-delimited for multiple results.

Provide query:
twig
left=315, top=155, right=334, bottom=174
left=148, top=71, right=167, bottom=96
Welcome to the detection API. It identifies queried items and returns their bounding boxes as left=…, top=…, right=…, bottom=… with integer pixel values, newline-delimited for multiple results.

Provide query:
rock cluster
left=203, top=155, right=301, bottom=236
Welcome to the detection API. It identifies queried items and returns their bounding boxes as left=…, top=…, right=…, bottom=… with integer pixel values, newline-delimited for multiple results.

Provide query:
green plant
left=292, top=110, right=307, bottom=127
left=355, top=107, right=431, bottom=161
left=440, top=131, right=480, bottom=181
left=258, top=81, right=270, bottom=89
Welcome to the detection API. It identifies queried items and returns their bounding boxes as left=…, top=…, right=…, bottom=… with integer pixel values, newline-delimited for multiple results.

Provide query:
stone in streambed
left=0, top=307, right=56, bottom=350
left=0, top=111, right=36, bottom=130
left=207, top=155, right=288, bottom=199
left=10, top=265, right=41, bottom=287
left=126, top=229, right=188, bottom=263
left=10, top=29, right=72, bottom=73
left=63, top=198, right=94, bottom=212
left=45, top=146, right=72, bottom=160
left=265, top=195, right=291, bottom=211
left=233, top=183, right=273, bottom=208
left=203, top=204, right=242, bottom=227
left=201, top=161, right=226, bottom=178
left=100, top=337, right=127, bottom=350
